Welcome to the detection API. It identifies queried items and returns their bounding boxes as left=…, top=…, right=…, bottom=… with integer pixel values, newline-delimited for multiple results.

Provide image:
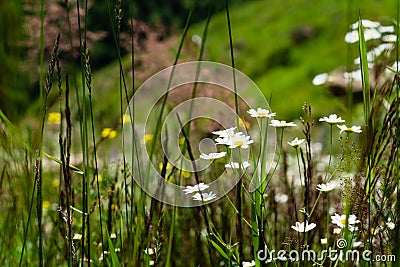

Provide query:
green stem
left=264, top=128, right=284, bottom=193
left=295, top=148, right=303, bottom=187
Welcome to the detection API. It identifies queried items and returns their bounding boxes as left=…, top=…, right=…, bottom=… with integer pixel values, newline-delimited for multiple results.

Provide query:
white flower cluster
left=313, top=19, right=397, bottom=87
left=319, top=114, right=362, bottom=134
left=183, top=182, right=217, bottom=202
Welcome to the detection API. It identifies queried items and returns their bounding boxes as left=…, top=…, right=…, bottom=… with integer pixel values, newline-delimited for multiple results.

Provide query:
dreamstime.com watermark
left=256, top=239, right=396, bottom=263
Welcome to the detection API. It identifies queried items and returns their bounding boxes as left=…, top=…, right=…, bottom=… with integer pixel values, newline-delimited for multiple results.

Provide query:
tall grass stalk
left=224, top=0, right=244, bottom=261
left=165, top=5, right=213, bottom=267
left=358, top=16, right=374, bottom=258
left=394, top=0, right=400, bottom=262
left=84, top=48, right=105, bottom=263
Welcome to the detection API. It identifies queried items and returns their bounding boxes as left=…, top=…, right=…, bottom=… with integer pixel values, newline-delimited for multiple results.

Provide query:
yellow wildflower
left=52, top=179, right=60, bottom=188
left=101, top=128, right=117, bottom=139
left=48, top=112, right=61, bottom=125
left=143, top=134, right=153, bottom=144
left=42, top=200, right=51, bottom=210
left=121, top=114, right=131, bottom=124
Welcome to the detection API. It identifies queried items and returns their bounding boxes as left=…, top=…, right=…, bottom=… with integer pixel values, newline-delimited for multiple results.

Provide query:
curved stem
left=264, top=128, right=284, bottom=193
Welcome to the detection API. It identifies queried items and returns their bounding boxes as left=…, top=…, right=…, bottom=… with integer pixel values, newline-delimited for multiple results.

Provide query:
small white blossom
left=378, top=25, right=395, bottom=33
left=351, top=19, right=381, bottom=29
left=225, top=161, right=251, bottom=169
left=183, top=183, right=209, bottom=194
left=73, top=233, right=82, bottom=240
left=288, top=137, right=305, bottom=148
left=321, top=238, right=328, bottom=245
left=212, top=127, right=239, bottom=138
left=242, top=261, right=255, bottom=267
left=247, top=108, right=276, bottom=118
left=319, top=114, right=345, bottom=124
left=219, top=133, right=254, bottom=149
left=331, top=213, right=360, bottom=230
left=316, top=181, right=338, bottom=192
left=382, top=34, right=397, bottom=43
left=337, top=125, right=362, bottom=134
left=345, top=30, right=359, bottom=43
left=386, top=221, right=395, bottom=230
left=193, top=191, right=216, bottom=201
left=364, top=28, right=382, bottom=41
left=291, top=221, right=316, bottom=233
left=191, top=34, right=202, bottom=46
left=144, top=248, right=155, bottom=255
left=274, top=193, right=289, bottom=204
left=333, top=228, right=342, bottom=234
left=270, top=120, right=297, bottom=128
left=312, top=73, right=329, bottom=86
left=200, top=152, right=227, bottom=160
left=345, top=28, right=381, bottom=43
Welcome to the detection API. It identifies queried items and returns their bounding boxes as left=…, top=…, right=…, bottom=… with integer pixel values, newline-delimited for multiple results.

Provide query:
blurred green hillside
left=188, top=0, right=397, bottom=119
left=1, top=0, right=398, bottom=123
left=88, top=0, right=398, bottom=124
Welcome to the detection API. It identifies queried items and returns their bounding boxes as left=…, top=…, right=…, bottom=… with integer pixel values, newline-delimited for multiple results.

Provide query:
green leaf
left=107, top=230, right=121, bottom=267
left=209, top=239, right=230, bottom=261
left=43, top=152, right=84, bottom=174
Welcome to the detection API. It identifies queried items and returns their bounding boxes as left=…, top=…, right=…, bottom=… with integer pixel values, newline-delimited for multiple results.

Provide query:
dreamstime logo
left=122, top=61, right=276, bottom=207
left=257, top=239, right=396, bottom=263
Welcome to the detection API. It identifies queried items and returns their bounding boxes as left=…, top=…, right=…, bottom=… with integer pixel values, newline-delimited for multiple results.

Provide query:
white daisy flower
left=224, top=134, right=254, bottom=149
left=200, top=151, right=227, bottom=160
left=316, top=181, right=338, bottom=192
left=291, top=221, right=317, bottom=233
left=345, top=28, right=381, bottom=43
left=247, top=108, right=276, bottom=118
left=378, top=25, right=395, bottom=33
left=192, top=191, right=216, bottom=201
left=225, top=161, right=251, bottom=169
left=382, top=34, right=397, bottom=42
left=270, top=120, right=297, bottom=128
left=319, top=114, right=345, bottom=124
left=214, top=129, right=246, bottom=146
left=345, top=30, right=359, bottom=43
left=331, top=213, right=360, bottom=229
left=183, top=183, right=209, bottom=194
left=288, top=137, right=305, bottom=148
left=351, top=19, right=381, bottom=29
left=337, top=125, right=362, bottom=134
left=312, top=73, right=329, bottom=86
left=212, top=127, right=239, bottom=138
left=364, top=28, right=382, bottom=41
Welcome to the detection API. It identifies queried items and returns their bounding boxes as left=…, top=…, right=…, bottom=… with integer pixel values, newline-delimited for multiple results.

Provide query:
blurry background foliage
left=0, top=0, right=397, bottom=121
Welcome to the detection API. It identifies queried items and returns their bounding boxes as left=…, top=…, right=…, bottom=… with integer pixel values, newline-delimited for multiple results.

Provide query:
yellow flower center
left=258, top=112, right=267, bottom=117
left=340, top=219, right=346, bottom=225
left=234, top=140, right=244, bottom=147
